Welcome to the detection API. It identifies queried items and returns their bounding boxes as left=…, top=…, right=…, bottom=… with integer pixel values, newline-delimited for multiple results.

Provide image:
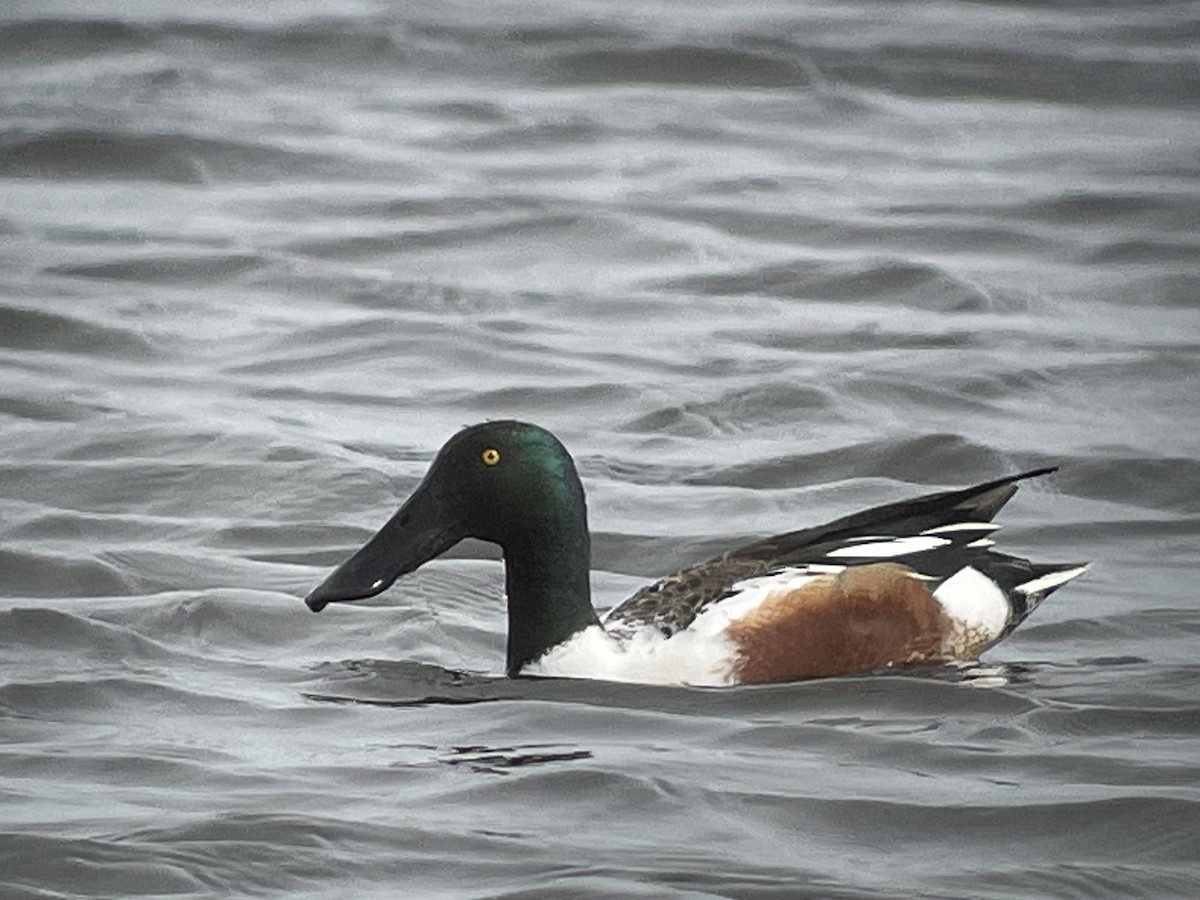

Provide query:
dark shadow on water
left=301, top=656, right=1055, bottom=714
left=303, top=658, right=515, bottom=707
left=439, top=744, right=594, bottom=775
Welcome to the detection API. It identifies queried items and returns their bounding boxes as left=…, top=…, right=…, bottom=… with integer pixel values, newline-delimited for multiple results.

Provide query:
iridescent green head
left=306, top=421, right=598, bottom=675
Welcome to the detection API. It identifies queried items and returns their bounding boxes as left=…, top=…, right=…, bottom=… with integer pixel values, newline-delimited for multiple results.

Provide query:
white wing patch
left=800, top=563, right=846, bottom=575
left=920, top=522, right=1002, bottom=536
left=726, top=567, right=830, bottom=594
left=825, top=535, right=951, bottom=559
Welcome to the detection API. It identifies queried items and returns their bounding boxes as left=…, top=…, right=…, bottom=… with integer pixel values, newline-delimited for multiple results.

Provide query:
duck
left=305, top=420, right=1088, bottom=686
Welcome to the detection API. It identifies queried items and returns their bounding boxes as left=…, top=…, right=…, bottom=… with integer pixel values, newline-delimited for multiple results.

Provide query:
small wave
left=0, top=128, right=341, bottom=183
left=0, top=129, right=207, bottom=183
left=0, top=549, right=131, bottom=599
left=258, top=192, right=548, bottom=224
left=414, top=100, right=512, bottom=123
left=455, top=383, right=635, bottom=414
left=1119, top=272, right=1200, bottom=309
left=660, top=257, right=997, bottom=312
left=225, top=319, right=456, bottom=376
left=0, top=832, right=206, bottom=897
left=552, top=45, right=810, bottom=88
left=178, top=19, right=405, bottom=68
left=0, top=17, right=406, bottom=70
left=1085, top=238, right=1200, bottom=266
left=46, top=253, right=266, bottom=285
left=303, top=658, right=514, bottom=708
left=440, top=117, right=604, bottom=152
left=0, top=607, right=168, bottom=659
left=621, top=382, right=836, bottom=437
left=679, top=433, right=1008, bottom=489
left=718, top=324, right=981, bottom=354
left=1, top=814, right=423, bottom=898
left=0, top=18, right=154, bottom=60
left=0, top=305, right=158, bottom=357
left=438, top=744, right=594, bottom=775
left=811, top=41, right=1200, bottom=108
left=1096, top=15, right=1200, bottom=49
left=445, top=21, right=639, bottom=47
left=939, top=862, right=1197, bottom=900
left=284, top=213, right=585, bottom=260
left=0, top=675, right=258, bottom=719
left=1014, top=190, right=1188, bottom=226
left=1027, top=699, right=1200, bottom=743
left=0, top=395, right=114, bottom=423
left=1048, top=457, right=1200, bottom=514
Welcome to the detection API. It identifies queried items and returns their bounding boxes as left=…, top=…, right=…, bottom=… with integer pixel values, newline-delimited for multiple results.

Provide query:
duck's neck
left=501, top=511, right=599, bottom=677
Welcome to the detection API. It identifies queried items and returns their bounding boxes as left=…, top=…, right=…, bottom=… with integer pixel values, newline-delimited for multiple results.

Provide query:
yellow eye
left=480, top=447, right=500, bottom=466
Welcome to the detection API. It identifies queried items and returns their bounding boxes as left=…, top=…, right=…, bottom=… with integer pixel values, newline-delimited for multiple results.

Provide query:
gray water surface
left=2, top=1, right=1199, bottom=897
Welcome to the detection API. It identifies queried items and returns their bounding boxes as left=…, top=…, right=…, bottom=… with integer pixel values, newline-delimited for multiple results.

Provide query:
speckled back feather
left=604, top=467, right=1058, bottom=637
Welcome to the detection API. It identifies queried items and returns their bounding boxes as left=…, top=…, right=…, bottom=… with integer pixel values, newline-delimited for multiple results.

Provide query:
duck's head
left=305, top=420, right=588, bottom=613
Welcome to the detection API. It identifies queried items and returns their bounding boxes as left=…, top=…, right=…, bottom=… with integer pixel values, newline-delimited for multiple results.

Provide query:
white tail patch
left=1016, top=564, right=1091, bottom=595
left=826, top=535, right=951, bottom=559
left=966, top=538, right=996, bottom=549
left=933, top=566, right=1010, bottom=639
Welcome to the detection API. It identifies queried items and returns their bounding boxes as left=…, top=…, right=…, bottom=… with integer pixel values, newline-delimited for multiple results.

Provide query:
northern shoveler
left=305, top=420, right=1088, bottom=686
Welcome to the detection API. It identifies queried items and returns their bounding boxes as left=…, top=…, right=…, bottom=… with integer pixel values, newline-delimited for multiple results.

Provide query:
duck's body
left=306, top=421, right=1087, bottom=686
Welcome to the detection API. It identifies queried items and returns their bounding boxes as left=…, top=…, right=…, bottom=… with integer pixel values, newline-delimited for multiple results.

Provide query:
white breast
left=522, top=570, right=825, bottom=686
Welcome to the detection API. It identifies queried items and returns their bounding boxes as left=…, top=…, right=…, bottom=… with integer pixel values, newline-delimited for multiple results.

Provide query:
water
left=2, top=0, right=1199, bottom=896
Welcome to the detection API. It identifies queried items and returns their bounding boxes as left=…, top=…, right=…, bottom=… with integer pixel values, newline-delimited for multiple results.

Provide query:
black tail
left=979, top=554, right=1091, bottom=637
left=946, top=466, right=1059, bottom=522
left=734, top=467, right=1059, bottom=564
